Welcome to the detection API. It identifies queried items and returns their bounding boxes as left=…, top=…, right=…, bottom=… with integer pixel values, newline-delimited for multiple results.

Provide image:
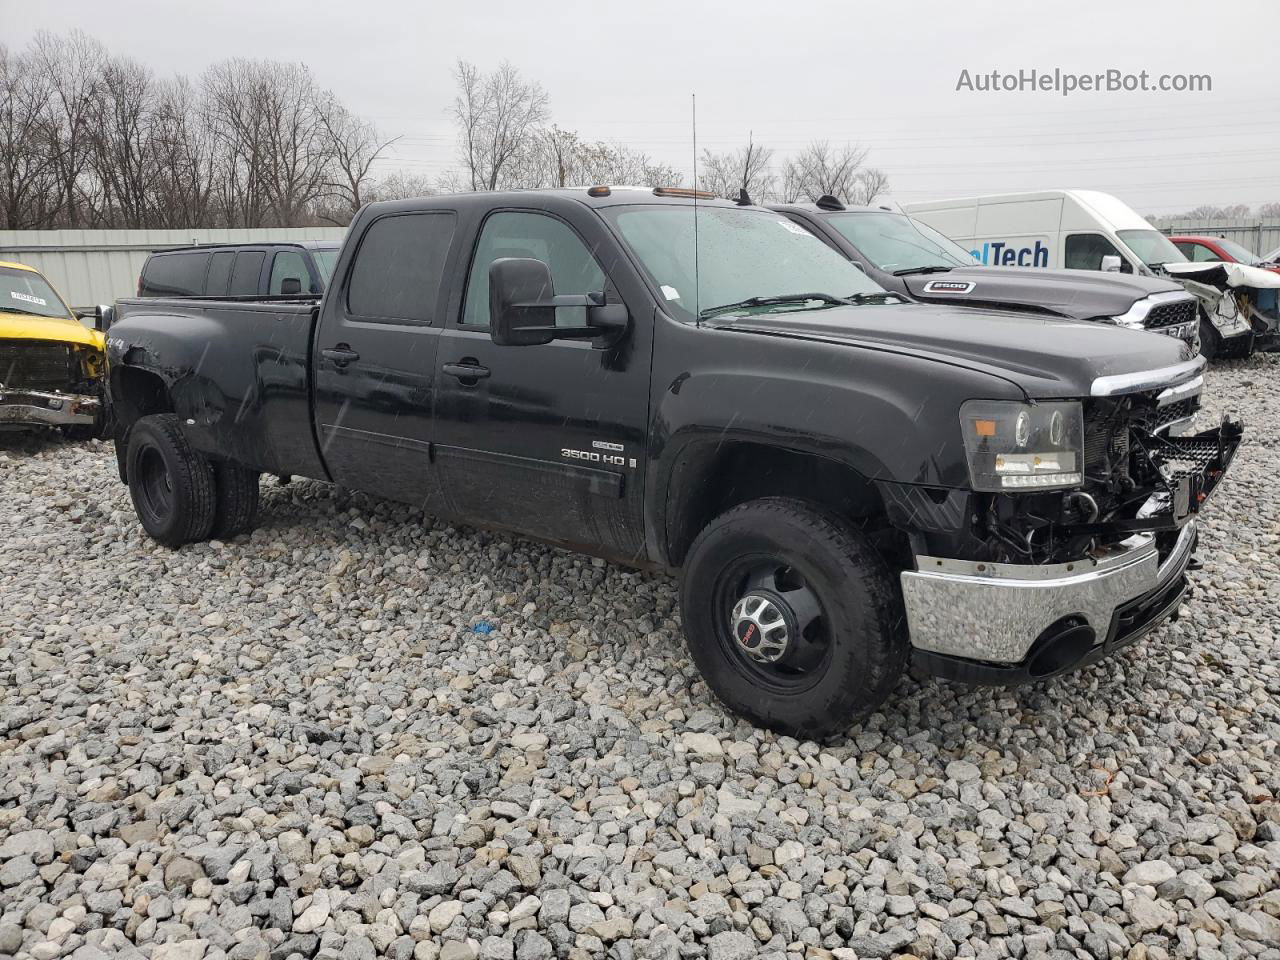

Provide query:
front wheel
left=125, top=414, right=216, bottom=547
left=1199, top=316, right=1221, bottom=361
left=679, top=497, right=907, bottom=740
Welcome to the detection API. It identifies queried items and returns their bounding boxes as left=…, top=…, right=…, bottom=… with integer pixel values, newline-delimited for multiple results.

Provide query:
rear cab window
left=346, top=212, right=456, bottom=322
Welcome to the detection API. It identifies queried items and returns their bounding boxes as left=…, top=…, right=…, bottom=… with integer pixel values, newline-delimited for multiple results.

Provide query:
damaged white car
left=1163, top=260, right=1280, bottom=359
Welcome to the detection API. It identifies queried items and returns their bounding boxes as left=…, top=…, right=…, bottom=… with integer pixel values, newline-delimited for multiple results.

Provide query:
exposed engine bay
left=980, top=389, right=1241, bottom=566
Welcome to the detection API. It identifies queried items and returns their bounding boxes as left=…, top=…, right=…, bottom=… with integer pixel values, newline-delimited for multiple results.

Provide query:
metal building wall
left=0, top=227, right=348, bottom=309
left=1151, top=218, right=1280, bottom=258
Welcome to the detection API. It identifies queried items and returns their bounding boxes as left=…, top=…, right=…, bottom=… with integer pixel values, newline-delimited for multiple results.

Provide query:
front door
left=432, top=209, right=651, bottom=560
left=312, top=210, right=456, bottom=508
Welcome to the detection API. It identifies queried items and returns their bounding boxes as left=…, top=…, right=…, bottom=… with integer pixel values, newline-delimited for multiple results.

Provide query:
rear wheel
left=679, top=497, right=907, bottom=740
left=125, top=414, right=216, bottom=547
left=211, top=461, right=260, bottom=539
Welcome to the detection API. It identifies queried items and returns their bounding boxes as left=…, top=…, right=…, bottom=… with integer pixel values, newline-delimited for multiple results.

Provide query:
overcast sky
left=9, top=0, right=1277, bottom=215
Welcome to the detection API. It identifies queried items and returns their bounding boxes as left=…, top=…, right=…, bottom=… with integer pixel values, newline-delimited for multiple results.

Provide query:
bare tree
left=317, top=92, right=396, bottom=222
left=0, top=45, right=60, bottom=228
left=779, top=140, right=869, bottom=203
left=699, top=138, right=774, bottom=201
left=366, top=170, right=437, bottom=202
left=452, top=60, right=549, bottom=191
left=85, top=54, right=155, bottom=227
left=1259, top=202, right=1280, bottom=218
left=148, top=77, right=217, bottom=227
left=30, top=30, right=105, bottom=226
left=851, top=167, right=890, bottom=206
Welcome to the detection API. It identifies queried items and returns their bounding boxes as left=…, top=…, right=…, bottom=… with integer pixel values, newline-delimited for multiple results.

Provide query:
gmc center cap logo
left=923, top=280, right=976, bottom=294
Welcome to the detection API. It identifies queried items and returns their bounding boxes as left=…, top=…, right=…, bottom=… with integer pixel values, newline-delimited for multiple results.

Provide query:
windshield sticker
left=10, top=291, right=47, bottom=307
left=923, top=280, right=976, bottom=294
left=776, top=219, right=813, bottom=236
left=660, top=284, right=681, bottom=301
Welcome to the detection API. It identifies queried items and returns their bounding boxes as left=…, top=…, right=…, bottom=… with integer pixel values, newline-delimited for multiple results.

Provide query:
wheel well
left=666, top=442, right=893, bottom=566
left=111, top=366, right=172, bottom=433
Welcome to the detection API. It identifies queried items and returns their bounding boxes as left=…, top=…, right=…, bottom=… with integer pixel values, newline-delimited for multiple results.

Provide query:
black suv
left=137, top=241, right=341, bottom=299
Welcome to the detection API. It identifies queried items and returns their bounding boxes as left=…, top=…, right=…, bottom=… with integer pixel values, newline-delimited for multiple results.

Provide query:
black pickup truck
left=105, top=187, right=1241, bottom=737
left=773, top=198, right=1202, bottom=349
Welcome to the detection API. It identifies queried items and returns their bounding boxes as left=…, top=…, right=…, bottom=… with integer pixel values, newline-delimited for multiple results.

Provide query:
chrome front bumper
left=0, top=388, right=99, bottom=428
left=902, top=521, right=1197, bottom=666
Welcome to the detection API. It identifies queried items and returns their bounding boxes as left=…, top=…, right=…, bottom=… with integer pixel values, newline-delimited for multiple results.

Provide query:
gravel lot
left=1, top=358, right=1277, bottom=960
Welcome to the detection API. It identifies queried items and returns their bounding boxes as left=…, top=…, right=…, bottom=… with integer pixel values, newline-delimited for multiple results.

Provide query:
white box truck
left=904, top=190, right=1258, bottom=357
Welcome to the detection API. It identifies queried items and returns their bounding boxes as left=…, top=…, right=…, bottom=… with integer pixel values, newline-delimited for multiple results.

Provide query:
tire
left=1199, top=317, right=1221, bottom=361
left=211, top=460, right=260, bottom=539
left=61, top=424, right=96, bottom=442
left=125, top=414, right=216, bottom=547
left=679, top=497, right=907, bottom=740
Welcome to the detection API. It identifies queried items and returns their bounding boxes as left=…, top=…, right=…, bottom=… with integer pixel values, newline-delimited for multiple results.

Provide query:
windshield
left=0, top=265, right=73, bottom=320
left=312, top=248, right=340, bottom=283
left=605, top=205, right=887, bottom=321
left=1116, top=229, right=1187, bottom=268
left=825, top=211, right=978, bottom=271
left=1211, top=237, right=1261, bottom=265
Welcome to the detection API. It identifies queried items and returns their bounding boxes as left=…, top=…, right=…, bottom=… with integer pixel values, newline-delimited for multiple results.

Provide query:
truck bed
left=110, top=297, right=327, bottom=479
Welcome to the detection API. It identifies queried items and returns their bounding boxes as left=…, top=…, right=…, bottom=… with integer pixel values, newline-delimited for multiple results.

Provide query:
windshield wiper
left=0, top=306, right=47, bottom=317
left=698, top=292, right=849, bottom=320
left=892, top=265, right=954, bottom=276
left=846, top=291, right=904, bottom=304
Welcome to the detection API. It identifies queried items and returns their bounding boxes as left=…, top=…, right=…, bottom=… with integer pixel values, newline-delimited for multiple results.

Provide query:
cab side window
left=141, top=252, right=209, bottom=297
left=346, top=212, right=456, bottom=323
left=1064, top=233, right=1131, bottom=273
left=462, top=211, right=605, bottom=328
left=205, top=252, right=235, bottom=297
left=1188, top=243, right=1219, bottom=262
left=269, top=250, right=311, bottom=295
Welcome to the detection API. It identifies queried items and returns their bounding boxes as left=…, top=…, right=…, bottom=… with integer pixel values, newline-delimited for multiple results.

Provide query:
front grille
left=1147, top=398, right=1196, bottom=432
left=1145, top=299, right=1197, bottom=329
left=0, top=340, right=74, bottom=391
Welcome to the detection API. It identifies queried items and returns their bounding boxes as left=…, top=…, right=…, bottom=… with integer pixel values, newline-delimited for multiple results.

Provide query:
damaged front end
left=1163, top=261, right=1280, bottom=357
left=896, top=356, right=1243, bottom=684
left=0, top=338, right=104, bottom=431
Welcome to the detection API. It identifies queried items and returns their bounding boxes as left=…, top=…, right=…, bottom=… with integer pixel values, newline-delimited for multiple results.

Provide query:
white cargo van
left=904, top=190, right=1253, bottom=356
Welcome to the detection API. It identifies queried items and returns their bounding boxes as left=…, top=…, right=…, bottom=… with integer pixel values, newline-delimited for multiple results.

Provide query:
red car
left=1170, top=235, right=1280, bottom=275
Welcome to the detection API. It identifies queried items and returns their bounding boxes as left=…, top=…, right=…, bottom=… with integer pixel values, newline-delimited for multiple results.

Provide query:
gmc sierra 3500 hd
left=105, top=187, right=1242, bottom=738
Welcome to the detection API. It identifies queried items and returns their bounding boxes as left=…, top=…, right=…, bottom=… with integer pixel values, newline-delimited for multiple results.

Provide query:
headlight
left=960, top=400, right=1084, bottom=491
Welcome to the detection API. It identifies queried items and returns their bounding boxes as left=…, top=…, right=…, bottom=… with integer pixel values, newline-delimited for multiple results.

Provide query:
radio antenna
left=692, top=93, right=701, bottom=326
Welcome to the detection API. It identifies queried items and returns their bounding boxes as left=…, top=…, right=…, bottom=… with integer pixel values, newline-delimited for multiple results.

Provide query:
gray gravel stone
left=1, top=360, right=1278, bottom=959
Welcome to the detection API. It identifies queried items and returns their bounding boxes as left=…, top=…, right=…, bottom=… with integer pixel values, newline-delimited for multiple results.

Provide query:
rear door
left=312, top=210, right=457, bottom=508
left=431, top=207, right=650, bottom=560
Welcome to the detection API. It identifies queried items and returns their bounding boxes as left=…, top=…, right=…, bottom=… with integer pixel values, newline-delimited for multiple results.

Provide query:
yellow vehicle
left=0, top=260, right=107, bottom=437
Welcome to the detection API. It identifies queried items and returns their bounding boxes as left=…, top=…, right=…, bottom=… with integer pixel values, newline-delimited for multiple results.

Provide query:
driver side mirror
left=1100, top=255, right=1122, bottom=273
left=279, top=277, right=302, bottom=296
left=489, top=258, right=628, bottom=348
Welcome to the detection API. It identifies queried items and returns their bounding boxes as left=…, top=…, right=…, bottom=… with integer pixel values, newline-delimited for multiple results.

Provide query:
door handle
left=321, top=344, right=360, bottom=367
left=442, top=360, right=491, bottom=382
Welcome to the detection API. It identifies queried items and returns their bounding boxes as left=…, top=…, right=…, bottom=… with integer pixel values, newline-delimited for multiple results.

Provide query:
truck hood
left=711, top=302, right=1193, bottom=399
left=0, top=309, right=104, bottom=349
left=901, top=266, right=1183, bottom=320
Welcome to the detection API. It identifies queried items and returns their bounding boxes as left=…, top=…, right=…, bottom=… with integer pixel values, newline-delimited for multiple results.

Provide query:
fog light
left=47, top=397, right=64, bottom=410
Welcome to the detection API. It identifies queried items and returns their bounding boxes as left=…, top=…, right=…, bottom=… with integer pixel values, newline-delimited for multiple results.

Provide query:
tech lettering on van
left=971, top=240, right=1050, bottom=267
